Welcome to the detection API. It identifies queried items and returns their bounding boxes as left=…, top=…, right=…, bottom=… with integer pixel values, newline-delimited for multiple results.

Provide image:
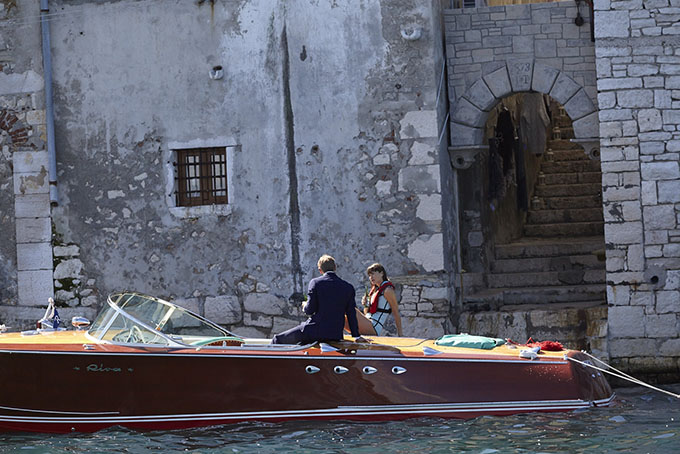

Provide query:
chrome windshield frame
left=87, top=292, right=234, bottom=348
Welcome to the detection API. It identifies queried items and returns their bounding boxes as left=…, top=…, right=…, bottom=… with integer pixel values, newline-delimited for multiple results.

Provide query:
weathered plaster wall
left=0, top=0, right=454, bottom=336
left=594, top=0, right=680, bottom=379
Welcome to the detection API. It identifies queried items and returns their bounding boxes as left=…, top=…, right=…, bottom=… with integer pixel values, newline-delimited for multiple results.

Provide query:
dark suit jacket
left=301, top=271, right=360, bottom=341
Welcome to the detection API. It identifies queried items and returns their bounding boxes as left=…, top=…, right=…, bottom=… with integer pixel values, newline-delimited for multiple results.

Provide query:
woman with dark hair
left=350, top=263, right=403, bottom=337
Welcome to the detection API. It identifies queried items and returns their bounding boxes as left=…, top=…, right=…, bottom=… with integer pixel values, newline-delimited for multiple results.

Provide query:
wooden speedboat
left=0, top=292, right=614, bottom=433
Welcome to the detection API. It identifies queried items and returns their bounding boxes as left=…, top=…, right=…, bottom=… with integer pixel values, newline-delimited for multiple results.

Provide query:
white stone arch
left=448, top=61, right=600, bottom=169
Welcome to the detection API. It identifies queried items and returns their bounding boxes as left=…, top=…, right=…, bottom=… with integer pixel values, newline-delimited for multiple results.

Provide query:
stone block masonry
left=445, top=3, right=597, bottom=107
left=594, top=0, right=680, bottom=377
left=164, top=272, right=453, bottom=339
left=444, top=3, right=599, bottom=177
left=444, top=2, right=600, bottom=325
left=0, top=2, right=102, bottom=327
left=8, top=144, right=54, bottom=310
left=0, top=3, right=55, bottom=313
left=446, top=0, right=680, bottom=378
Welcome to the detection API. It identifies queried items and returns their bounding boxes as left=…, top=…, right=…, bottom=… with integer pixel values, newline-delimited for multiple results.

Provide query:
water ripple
left=0, top=385, right=678, bottom=454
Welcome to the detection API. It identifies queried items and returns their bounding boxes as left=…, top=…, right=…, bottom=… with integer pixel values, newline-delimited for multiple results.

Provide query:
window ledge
left=169, top=204, right=233, bottom=219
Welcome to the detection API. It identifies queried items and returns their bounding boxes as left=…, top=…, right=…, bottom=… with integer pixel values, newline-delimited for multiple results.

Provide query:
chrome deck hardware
left=333, top=366, right=349, bottom=374
left=305, top=365, right=320, bottom=374
left=422, top=346, right=442, bottom=356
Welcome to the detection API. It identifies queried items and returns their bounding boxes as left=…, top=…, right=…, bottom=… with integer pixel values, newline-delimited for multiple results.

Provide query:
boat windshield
left=87, top=292, right=239, bottom=347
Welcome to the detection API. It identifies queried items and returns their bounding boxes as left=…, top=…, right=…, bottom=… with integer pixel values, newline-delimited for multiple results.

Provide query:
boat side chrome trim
left=0, top=349, right=569, bottom=365
left=0, top=405, right=119, bottom=416
left=335, top=399, right=590, bottom=410
left=592, top=393, right=616, bottom=406
left=227, top=343, right=316, bottom=351
left=0, top=398, right=608, bottom=425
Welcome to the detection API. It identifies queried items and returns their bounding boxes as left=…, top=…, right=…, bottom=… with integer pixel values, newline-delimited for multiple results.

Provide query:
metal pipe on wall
left=40, top=0, right=58, bottom=206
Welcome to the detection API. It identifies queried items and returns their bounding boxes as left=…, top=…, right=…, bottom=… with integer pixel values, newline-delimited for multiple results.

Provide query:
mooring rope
left=566, top=351, right=680, bottom=399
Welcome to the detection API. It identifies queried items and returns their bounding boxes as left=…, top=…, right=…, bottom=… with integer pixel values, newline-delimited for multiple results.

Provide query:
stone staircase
left=460, top=118, right=607, bottom=352
left=465, top=235, right=606, bottom=311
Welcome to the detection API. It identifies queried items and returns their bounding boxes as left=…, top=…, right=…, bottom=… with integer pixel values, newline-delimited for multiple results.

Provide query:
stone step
left=461, top=271, right=484, bottom=290
left=548, top=148, right=590, bottom=162
left=501, top=286, right=606, bottom=306
left=464, top=284, right=606, bottom=308
left=458, top=301, right=607, bottom=352
left=527, top=207, right=603, bottom=224
left=487, top=269, right=605, bottom=288
left=542, top=194, right=602, bottom=209
left=554, top=117, right=574, bottom=128
left=542, top=171, right=602, bottom=185
left=495, top=236, right=605, bottom=260
left=491, top=253, right=605, bottom=273
left=547, top=139, right=581, bottom=151
left=552, top=118, right=574, bottom=127
left=541, top=160, right=602, bottom=174
left=535, top=183, right=602, bottom=197
left=550, top=132, right=576, bottom=141
left=523, top=221, right=604, bottom=237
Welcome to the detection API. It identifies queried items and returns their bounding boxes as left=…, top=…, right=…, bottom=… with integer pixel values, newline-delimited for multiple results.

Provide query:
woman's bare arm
left=384, top=287, right=403, bottom=336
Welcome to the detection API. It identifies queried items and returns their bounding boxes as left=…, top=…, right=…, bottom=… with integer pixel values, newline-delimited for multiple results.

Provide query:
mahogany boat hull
left=0, top=343, right=613, bottom=433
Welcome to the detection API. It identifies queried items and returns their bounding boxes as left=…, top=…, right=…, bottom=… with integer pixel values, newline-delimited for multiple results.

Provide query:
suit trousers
left=271, top=323, right=307, bottom=345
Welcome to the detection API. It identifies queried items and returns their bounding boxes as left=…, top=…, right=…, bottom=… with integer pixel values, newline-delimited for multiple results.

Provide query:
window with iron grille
left=174, top=147, right=228, bottom=207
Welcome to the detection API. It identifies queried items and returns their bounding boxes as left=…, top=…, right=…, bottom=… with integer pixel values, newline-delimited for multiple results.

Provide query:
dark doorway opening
left=457, top=93, right=606, bottom=351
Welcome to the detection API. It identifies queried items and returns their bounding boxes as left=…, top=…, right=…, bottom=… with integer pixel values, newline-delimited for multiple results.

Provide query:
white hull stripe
left=0, top=397, right=615, bottom=424
left=0, top=404, right=118, bottom=415
left=592, top=393, right=617, bottom=406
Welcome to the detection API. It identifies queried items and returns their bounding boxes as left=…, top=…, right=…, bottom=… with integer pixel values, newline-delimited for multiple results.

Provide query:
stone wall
left=444, top=2, right=598, bottom=284
left=445, top=3, right=597, bottom=105
left=0, top=1, right=90, bottom=325
left=0, top=0, right=455, bottom=338
left=594, top=0, right=680, bottom=379
left=0, top=2, right=23, bottom=311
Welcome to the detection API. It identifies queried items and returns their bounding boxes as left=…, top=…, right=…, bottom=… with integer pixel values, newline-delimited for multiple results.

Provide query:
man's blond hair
left=317, top=254, right=337, bottom=273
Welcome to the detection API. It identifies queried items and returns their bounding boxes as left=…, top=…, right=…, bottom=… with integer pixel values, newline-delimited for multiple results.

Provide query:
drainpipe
left=40, top=0, right=58, bottom=206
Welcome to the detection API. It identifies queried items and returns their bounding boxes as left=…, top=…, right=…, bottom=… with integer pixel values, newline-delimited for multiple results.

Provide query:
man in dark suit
left=272, top=255, right=362, bottom=344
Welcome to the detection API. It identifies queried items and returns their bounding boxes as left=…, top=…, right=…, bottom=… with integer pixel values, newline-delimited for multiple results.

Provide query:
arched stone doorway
left=442, top=0, right=609, bottom=354
left=448, top=60, right=599, bottom=163
left=445, top=62, right=606, bottom=353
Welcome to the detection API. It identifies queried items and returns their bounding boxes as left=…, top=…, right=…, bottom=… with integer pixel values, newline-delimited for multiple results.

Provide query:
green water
left=1, top=385, right=678, bottom=454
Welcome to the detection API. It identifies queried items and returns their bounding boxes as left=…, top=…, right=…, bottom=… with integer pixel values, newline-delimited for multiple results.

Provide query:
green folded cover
left=435, top=334, right=506, bottom=350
